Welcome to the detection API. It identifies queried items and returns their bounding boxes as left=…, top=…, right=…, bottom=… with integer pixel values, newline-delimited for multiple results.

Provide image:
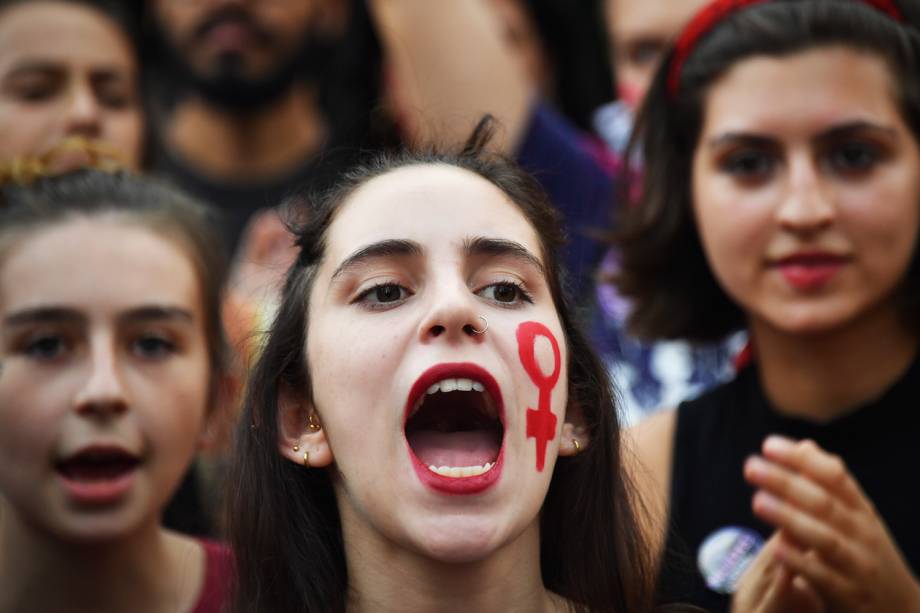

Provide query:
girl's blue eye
left=133, top=335, right=176, bottom=359
left=25, top=335, right=67, bottom=360
left=477, top=282, right=533, bottom=306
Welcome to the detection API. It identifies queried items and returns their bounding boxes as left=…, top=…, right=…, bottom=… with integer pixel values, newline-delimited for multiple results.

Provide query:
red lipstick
left=404, top=363, right=505, bottom=495
left=774, top=252, right=849, bottom=291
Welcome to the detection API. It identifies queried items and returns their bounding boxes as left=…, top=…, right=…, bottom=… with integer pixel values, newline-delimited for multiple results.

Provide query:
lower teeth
left=427, top=462, right=494, bottom=478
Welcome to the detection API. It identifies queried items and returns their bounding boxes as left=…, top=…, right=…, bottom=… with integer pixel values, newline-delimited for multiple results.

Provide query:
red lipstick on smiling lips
left=55, top=444, right=140, bottom=506
left=773, top=251, right=851, bottom=291
left=404, top=363, right=505, bottom=495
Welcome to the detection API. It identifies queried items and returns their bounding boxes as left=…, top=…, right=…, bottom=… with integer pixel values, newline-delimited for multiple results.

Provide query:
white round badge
left=697, top=526, right=764, bottom=594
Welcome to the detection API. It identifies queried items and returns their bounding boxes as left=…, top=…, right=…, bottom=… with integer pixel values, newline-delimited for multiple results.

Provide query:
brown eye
left=827, top=141, right=881, bottom=175
left=374, top=284, right=403, bottom=303
left=24, top=335, right=68, bottom=360
left=476, top=282, right=533, bottom=306
left=132, top=335, right=176, bottom=359
left=355, top=283, right=412, bottom=310
left=720, top=149, right=777, bottom=182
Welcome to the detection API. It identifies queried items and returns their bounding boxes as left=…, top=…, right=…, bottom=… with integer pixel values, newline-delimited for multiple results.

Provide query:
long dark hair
left=615, top=0, right=920, bottom=342
left=226, top=121, right=656, bottom=613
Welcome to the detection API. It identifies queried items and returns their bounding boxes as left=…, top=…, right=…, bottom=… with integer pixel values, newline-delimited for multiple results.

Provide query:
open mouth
left=56, top=447, right=140, bottom=483
left=405, top=363, right=504, bottom=493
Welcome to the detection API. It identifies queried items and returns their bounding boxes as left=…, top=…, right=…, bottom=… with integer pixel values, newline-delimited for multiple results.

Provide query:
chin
left=411, top=517, right=506, bottom=564
left=760, top=300, right=866, bottom=337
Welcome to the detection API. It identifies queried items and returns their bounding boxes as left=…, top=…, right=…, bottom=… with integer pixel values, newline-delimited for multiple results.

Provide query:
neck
left=344, top=517, right=559, bottom=613
left=751, top=302, right=918, bottom=422
left=166, top=82, right=327, bottom=181
left=0, top=504, right=203, bottom=613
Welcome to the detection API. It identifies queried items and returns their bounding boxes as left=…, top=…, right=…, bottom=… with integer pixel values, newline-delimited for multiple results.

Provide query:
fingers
left=744, top=455, right=857, bottom=536
left=761, top=436, right=868, bottom=511
left=772, top=538, right=865, bottom=608
left=732, top=534, right=785, bottom=613
left=751, top=488, right=859, bottom=574
left=734, top=533, right=826, bottom=613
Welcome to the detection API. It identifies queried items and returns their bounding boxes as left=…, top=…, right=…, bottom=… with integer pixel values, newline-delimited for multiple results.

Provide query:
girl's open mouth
left=55, top=446, right=140, bottom=506
left=404, top=363, right=505, bottom=495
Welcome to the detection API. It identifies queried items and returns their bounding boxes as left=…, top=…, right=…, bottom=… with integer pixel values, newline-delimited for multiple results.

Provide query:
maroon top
left=191, top=540, right=233, bottom=613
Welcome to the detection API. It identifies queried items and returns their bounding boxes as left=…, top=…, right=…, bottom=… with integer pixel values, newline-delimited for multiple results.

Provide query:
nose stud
left=469, top=315, right=489, bottom=335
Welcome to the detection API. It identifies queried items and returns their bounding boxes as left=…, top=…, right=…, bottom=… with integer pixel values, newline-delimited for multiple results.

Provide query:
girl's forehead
left=1, top=218, right=201, bottom=314
left=325, top=165, right=544, bottom=262
left=700, top=47, right=903, bottom=135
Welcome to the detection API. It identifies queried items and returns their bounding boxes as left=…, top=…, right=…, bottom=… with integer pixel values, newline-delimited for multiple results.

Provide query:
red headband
left=667, top=0, right=905, bottom=98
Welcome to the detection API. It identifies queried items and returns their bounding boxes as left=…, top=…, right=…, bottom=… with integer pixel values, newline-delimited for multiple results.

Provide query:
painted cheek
left=516, top=321, right=561, bottom=472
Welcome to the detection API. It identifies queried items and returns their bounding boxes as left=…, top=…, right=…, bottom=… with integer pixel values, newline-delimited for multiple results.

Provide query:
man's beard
left=186, top=49, right=304, bottom=113
left=149, top=17, right=335, bottom=114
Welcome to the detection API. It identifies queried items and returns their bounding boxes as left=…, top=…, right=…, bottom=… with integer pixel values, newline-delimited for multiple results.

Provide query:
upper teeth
left=427, top=378, right=485, bottom=395
left=410, top=377, right=495, bottom=420
left=428, top=462, right=495, bottom=478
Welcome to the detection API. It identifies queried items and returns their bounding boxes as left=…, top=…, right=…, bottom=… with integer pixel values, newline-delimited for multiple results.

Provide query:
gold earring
left=307, top=412, right=322, bottom=432
left=293, top=444, right=300, bottom=452
left=572, top=439, right=581, bottom=454
left=303, top=451, right=310, bottom=468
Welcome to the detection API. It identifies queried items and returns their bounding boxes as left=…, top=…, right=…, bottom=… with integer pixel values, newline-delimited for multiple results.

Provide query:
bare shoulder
left=624, top=409, right=677, bottom=561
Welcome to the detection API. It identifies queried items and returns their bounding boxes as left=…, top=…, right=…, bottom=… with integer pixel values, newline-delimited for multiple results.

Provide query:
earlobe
left=277, top=384, right=334, bottom=468
left=558, top=419, right=589, bottom=457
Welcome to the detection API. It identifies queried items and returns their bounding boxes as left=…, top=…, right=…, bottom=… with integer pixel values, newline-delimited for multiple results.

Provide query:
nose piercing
left=469, top=315, right=489, bottom=335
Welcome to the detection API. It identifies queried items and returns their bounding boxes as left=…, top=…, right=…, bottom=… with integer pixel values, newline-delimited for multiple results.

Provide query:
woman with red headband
left=619, top=0, right=920, bottom=611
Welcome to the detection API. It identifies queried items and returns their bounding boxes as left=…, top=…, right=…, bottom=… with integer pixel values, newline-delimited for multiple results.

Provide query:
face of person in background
left=605, top=0, right=709, bottom=109
left=0, top=218, right=211, bottom=542
left=490, top=0, right=552, bottom=97
left=691, top=47, right=920, bottom=337
left=151, top=0, right=338, bottom=111
left=0, top=1, right=143, bottom=169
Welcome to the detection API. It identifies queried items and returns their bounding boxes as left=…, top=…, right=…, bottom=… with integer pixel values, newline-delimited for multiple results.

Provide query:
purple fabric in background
left=516, top=100, right=615, bottom=301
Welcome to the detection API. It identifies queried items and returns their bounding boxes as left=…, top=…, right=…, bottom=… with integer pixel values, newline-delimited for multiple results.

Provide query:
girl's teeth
left=424, top=378, right=482, bottom=395
left=427, top=462, right=494, bottom=478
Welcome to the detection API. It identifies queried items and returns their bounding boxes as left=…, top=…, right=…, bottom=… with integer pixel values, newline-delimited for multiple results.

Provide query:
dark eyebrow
left=4, top=61, right=62, bottom=79
left=814, top=121, right=897, bottom=143
left=3, top=307, right=84, bottom=327
left=330, top=239, right=423, bottom=281
left=707, top=121, right=898, bottom=150
left=464, top=237, right=545, bottom=275
left=3, top=306, right=194, bottom=328
left=707, top=133, right=777, bottom=151
left=119, top=306, right=194, bottom=325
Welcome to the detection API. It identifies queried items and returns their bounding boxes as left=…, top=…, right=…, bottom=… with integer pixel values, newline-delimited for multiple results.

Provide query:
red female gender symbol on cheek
left=516, top=321, right=561, bottom=472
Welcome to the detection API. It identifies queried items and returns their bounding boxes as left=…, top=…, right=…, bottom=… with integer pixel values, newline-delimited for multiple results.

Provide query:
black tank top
left=657, top=356, right=920, bottom=612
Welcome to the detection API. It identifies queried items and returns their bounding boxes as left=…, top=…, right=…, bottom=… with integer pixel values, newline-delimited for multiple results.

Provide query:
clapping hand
left=734, top=436, right=920, bottom=613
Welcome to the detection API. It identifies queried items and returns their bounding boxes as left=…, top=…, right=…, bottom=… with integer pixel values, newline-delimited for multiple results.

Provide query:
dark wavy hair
left=616, top=0, right=920, bottom=342
left=226, top=121, right=657, bottom=613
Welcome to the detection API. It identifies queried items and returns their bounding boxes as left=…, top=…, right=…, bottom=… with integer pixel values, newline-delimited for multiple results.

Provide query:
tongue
left=407, top=429, right=500, bottom=467
left=59, top=460, right=135, bottom=482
